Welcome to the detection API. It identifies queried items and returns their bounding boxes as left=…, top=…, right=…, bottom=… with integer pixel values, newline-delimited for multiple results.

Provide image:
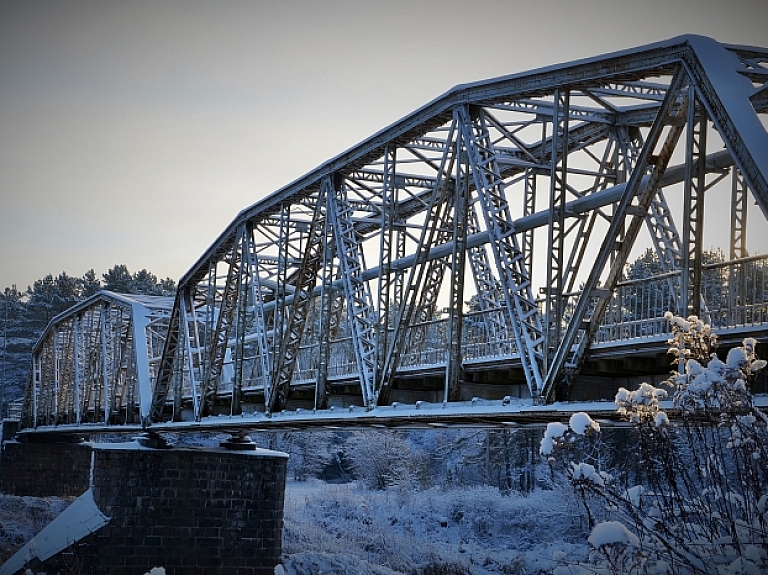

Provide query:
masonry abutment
left=1, top=440, right=289, bottom=575
left=0, top=436, right=91, bottom=497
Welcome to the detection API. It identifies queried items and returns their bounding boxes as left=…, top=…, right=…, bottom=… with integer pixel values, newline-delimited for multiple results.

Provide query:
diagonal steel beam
left=378, top=119, right=459, bottom=405
left=684, top=36, right=768, bottom=220
left=542, top=66, right=689, bottom=401
left=328, top=175, right=379, bottom=408
left=458, top=105, right=545, bottom=398
left=200, top=229, right=245, bottom=418
left=267, top=189, right=326, bottom=414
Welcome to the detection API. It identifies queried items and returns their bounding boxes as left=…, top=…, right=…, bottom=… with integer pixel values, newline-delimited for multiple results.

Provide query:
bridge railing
left=175, top=255, right=768, bottom=401
left=391, top=255, right=768, bottom=367
left=105, top=254, right=768, bottom=411
left=701, top=254, right=768, bottom=330
left=594, top=254, right=768, bottom=346
left=593, top=273, right=677, bottom=345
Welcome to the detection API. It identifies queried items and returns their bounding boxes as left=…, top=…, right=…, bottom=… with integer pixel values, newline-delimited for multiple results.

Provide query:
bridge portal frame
left=23, top=291, right=174, bottom=428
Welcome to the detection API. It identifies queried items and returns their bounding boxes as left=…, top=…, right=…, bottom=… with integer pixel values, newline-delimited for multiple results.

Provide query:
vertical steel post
left=522, top=169, right=536, bottom=281
left=180, top=292, right=200, bottom=418
left=316, top=182, right=334, bottom=409
left=100, top=305, right=110, bottom=424
left=377, top=146, right=397, bottom=387
left=32, top=352, right=41, bottom=427
left=445, top=143, right=467, bottom=402
left=231, top=228, right=249, bottom=416
left=730, top=167, right=749, bottom=259
left=243, top=225, right=273, bottom=404
left=681, top=88, right=707, bottom=318
left=544, top=89, right=569, bottom=373
left=131, top=303, right=152, bottom=424
left=73, top=314, right=82, bottom=424
left=729, top=167, right=749, bottom=325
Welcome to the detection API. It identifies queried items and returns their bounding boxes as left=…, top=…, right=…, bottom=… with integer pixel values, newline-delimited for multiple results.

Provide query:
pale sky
left=1, top=0, right=767, bottom=291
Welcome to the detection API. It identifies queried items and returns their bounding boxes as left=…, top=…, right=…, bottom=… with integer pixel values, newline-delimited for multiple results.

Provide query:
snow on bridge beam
left=16, top=393, right=768, bottom=437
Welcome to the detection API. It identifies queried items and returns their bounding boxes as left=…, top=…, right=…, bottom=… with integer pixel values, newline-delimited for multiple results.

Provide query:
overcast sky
left=1, top=0, right=766, bottom=290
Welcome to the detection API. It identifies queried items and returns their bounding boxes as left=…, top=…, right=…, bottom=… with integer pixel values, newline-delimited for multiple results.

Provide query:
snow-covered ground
left=280, top=479, right=589, bottom=575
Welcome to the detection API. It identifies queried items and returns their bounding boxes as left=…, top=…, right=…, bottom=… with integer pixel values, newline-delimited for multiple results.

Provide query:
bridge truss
left=23, top=291, right=173, bottom=428
left=22, top=36, right=768, bottom=430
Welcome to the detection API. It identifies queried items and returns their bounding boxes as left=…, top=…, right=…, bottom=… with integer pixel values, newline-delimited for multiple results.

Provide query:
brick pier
left=0, top=437, right=91, bottom=497
left=1, top=440, right=289, bottom=575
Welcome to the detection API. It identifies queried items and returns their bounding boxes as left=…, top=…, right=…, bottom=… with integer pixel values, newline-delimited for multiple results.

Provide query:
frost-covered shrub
left=614, top=382, right=669, bottom=425
left=547, top=315, right=768, bottom=575
left=343, top=431, right=431, bottom=490
left=665, top=311, right=718, bottom=367
left=540, top=412, right=609, bottom=529
left=541, top=412, right=608, bottom=493
left=540, top=412, right=601, bottom=459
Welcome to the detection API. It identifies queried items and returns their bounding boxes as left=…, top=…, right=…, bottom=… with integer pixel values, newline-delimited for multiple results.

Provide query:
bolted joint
left=136, top=431, right=174, bottom=450
left=221, top=431, right=257, bottom=451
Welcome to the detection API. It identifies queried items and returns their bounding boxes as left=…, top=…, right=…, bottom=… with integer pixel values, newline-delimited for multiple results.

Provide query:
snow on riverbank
left=280, top=479, right=589, bottom=575
left=0, top=494, right=73, bottom=563
left=0, top=480, right=590, bottom=573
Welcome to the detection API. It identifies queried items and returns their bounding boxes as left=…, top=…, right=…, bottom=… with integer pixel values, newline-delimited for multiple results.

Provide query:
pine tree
left=81, top=269, right=101, bottom=297
left=130, top=269, right=160, bottom=295
left=102, top=264, right=133, bottom=293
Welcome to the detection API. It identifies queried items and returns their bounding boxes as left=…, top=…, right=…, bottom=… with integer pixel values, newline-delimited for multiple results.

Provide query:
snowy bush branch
left=546, top=314, right=768, bottom=575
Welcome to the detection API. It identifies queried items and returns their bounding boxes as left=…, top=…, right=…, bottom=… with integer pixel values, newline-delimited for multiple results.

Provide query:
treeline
left=0, top=265, right=176, bottom=411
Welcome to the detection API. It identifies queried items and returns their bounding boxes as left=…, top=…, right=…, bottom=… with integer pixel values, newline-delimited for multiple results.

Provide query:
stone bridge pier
left=0, top=435, right=288, bottom=575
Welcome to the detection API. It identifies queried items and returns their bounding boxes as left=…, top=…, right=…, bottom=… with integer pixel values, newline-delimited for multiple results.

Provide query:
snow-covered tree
left=268, top=431, right=336, bottom=482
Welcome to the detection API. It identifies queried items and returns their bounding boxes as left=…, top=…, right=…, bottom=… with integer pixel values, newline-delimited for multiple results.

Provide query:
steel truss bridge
left=20, top=35, right=768, bottom=435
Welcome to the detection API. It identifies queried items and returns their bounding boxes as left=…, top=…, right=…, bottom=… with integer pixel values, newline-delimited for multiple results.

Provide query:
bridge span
left=20, top=35, right=768, bottom=435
